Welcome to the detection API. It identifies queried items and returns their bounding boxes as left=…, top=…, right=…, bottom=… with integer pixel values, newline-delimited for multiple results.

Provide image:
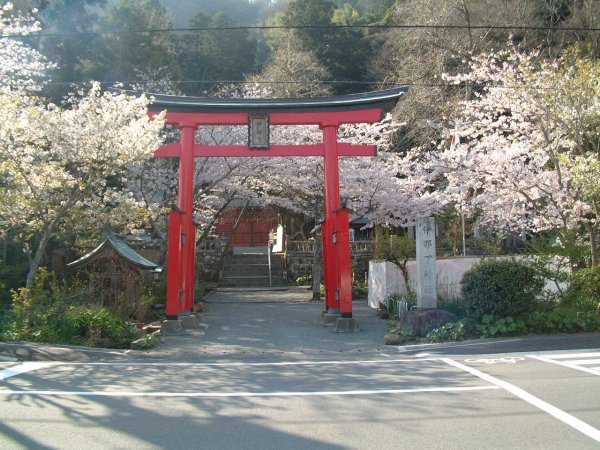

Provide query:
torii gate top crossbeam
left=142, top=87, right=408, bottom=157
left=145, top=87, right=407, bottom=119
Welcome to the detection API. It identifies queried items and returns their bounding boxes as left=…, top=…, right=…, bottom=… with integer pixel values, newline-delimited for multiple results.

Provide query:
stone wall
left=285, top=240, right=374, bottom=282
left=196, top=239, right=225, bottom=282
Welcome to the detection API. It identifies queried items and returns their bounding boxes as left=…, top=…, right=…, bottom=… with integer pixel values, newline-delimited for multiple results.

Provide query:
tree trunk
left=311, top=232, right=323, bottom=302
left=587, top=223, right=599, bottom=267
left=1, top=234, right=7, bottom=264
left=25, top=232, right=51, bottom=289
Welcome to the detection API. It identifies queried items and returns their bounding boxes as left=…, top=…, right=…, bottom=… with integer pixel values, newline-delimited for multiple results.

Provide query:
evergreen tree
left=179, top=12, right=257, bottom=95
left=283, top=0, right=371, bottom=93
left=99, top=0, right=181, bottom=85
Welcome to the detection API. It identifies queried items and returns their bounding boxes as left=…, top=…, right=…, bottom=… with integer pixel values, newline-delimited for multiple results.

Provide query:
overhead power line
left=3, top=23, right=600, bottom=39
left=25, top=78, right=557, bottom=91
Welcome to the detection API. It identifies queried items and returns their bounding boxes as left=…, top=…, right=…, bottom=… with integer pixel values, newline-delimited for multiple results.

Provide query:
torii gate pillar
left=322, top=123, right=352, bottom=319
left=147, top=88, right=407, bottom=332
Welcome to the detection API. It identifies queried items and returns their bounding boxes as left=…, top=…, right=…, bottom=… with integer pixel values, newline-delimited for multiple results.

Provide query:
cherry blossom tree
left=432, top=44, right=600, bottom=266
left=0, top=83, right=165, bottom=287
left=0, top=2, right=53, bottom=92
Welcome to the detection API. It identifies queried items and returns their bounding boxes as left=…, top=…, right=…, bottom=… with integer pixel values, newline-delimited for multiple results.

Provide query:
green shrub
left=525, top=308, right=600, bottom=334
left=438, top=297, right=466, bottom=318
left=295, top=274, right=312, bottom=285
left=69, top=307, right=138, bottom=348
left=386, top=321, right=416, bottom=344
left=0, top=260, right=28, bottom=304
left=352, top=279, right=368, bottom=298
left=476, top=315, right=528, bottom=338
left=6, top=268, right=137, bottom=348
left=136, top=333, right=159, bottom=350
left=565, top=266, right=600, bottom=310
left=427, top=320, right=468, bottom=342
left=461, top=259, right=544, bottom=320
left=476, top=309, right=600, bottom=338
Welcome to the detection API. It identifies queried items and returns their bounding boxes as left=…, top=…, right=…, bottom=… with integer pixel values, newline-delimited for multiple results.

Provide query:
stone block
left=180, top=314, right=200, bottom=329
left=334, top=317, right=359, bottom=333
left=384, top=333, right=405, bottom=345
left=398, top=308, right=458, bottom=337
left=161, top=319, right=184, bottom=336
left=320, top=312, right=340, bottom=326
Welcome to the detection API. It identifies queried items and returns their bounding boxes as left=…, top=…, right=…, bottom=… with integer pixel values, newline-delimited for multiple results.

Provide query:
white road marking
left=0, top=362, right=53, bottom=380
left=528, top=354, right=600, bottom=376
left=464, top=357, right=525, bottom=365
left=0, top=385, right=499, bottom=398
left=543, top=352, right=600, bottom=359
left=442, top=357, right=600, bottom=444
left=565, top=359, right=600, bottom=365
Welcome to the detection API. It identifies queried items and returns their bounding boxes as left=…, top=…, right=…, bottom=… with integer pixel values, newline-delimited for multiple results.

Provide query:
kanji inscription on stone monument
left=416, top=217, right=437, bottom=308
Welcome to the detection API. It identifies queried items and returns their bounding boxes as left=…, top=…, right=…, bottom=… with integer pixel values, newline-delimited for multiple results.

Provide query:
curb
left=1, top=332, right=599, bottom=362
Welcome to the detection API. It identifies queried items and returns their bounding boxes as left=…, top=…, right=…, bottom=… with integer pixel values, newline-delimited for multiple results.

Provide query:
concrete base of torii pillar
left=161, top=319, right=184, bottom=336
left=334, top=317, right=359, bottom=333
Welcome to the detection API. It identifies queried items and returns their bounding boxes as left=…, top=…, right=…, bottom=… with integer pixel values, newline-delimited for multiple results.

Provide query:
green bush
left=427, top=320, right=468, bottom=342
left=476, top=309, right=600, bottom=338
left=525, top=308, right=600, bottom=334
left=295, top=274, right=312, bottom=285
left=136, top=333, right=159, bottom=350
left=0, top=260, right=28, bottom=304
left=438, top=297, right=466, bottom=318
left=352, top=279, right=368, bottom=298
left=6, top=268, right=138, bottom=348
left=565, top=266, right=600, bottom=311
left=476, top=315, right=528, bottom=338
left=68, top=307, right=138, bottom=348
left=386, top=321, right=416, bottom=344
left=461, top=259, right=544, bottom=320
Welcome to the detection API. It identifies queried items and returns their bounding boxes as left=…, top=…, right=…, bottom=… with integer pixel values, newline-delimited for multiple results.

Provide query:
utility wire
left=22, top=79, right=558, bottom=91
left=3, top=23, right=600, bottom=39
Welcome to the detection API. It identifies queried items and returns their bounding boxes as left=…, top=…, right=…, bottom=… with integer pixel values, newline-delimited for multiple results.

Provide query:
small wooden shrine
left=66, top=231, right=160, bottom=321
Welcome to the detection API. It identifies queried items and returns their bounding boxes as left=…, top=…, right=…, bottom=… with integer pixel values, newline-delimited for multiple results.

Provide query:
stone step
left=224, top=270, right=285, bottom=278
left=223, top=262, right=284, bottom=270
left=219, top=276, right=287, bottom=287
left=223, top=263, right=284, bottom=273
left=220, top=254, right=286, bottom=288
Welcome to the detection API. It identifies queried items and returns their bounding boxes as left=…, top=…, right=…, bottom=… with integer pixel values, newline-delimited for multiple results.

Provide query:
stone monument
left=416, top=217, right=437, bottom=308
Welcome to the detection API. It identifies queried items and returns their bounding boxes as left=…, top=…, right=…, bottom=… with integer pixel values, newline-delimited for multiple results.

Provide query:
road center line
left=441, top=357, right=600, bottom=444
left=0, top=362, right=53, bottom=380
left=0, top=385, right=499, bottom=398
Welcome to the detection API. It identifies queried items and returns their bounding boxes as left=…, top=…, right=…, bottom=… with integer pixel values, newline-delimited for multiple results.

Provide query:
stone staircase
left=219, top=253, right=286, bottom=287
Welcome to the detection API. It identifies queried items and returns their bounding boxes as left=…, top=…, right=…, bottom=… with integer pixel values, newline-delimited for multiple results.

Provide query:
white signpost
left=416, top=217, right=437, bottom=308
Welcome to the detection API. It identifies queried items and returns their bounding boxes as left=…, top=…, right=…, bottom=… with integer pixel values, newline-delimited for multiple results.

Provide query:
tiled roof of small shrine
left=66, top=231, right=159, bottom=270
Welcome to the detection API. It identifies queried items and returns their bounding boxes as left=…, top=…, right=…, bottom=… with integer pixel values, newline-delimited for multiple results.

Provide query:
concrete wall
left=368, top=256, right=567, bottom=307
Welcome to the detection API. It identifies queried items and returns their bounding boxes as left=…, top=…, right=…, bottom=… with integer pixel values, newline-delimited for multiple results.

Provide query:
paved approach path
left=154, top=286, right=390, bottom=360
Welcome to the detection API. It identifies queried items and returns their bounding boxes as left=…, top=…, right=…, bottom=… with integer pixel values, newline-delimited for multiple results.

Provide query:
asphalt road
left=0, top=288, right=599, bottom=449
left=1, top=351, right=599, bottom=449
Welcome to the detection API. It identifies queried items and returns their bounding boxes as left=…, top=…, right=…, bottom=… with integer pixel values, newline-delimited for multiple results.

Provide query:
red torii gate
left=148, top=88, right=407, bottom=330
